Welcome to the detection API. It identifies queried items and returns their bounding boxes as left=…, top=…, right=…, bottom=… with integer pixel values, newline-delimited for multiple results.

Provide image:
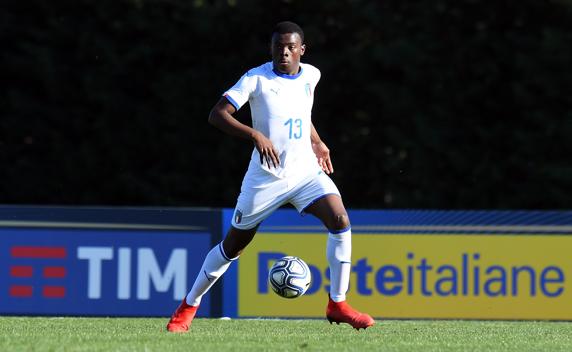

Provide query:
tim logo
left=9, top=246, right=67, bottom=298
left=1, top=229, right=212, bottom=316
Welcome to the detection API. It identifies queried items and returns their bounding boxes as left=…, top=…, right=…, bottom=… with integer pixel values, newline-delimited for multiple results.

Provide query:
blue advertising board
left=0, top=206, right=222, bottom=317
left=3, top=206, right=572, bottom=320
left=1, top=228, right=211, bottom=316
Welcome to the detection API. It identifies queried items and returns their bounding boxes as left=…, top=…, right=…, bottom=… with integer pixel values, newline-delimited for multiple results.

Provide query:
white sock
left=185, top=242, right=237, bottom=306
left=327, top=227, right=352, bottom=302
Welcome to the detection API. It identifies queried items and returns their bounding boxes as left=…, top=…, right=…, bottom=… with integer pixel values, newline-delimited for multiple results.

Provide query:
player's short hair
left=273, top=21, right=304, bottom=43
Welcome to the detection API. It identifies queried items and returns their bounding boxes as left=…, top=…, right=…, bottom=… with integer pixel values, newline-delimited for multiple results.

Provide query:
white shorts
left=231, top=170, right=341, bottom=230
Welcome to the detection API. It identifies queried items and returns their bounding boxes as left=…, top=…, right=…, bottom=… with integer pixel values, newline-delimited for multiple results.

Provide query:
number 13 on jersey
left=284, top=118, right=302, bottom=139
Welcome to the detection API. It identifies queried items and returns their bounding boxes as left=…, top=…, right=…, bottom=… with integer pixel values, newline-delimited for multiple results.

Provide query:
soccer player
left=167, top=21, right=375, bottom=331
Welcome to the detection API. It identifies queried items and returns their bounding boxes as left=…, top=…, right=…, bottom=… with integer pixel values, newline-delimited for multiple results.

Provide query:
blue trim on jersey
left=272, top=67, right=303, bottom=80
left=223, top=94, right=240, bottom=110
left=300, top=193, right=340, bottom=214
left=330, top=226, right=351, bottom=234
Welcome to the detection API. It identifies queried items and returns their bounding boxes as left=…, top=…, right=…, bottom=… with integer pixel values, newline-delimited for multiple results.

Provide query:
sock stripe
left=218, top=242, right=240, bottom=262
left=330, top=226, right=351, bottom=234
left=218, top=243, right=232, bottom=261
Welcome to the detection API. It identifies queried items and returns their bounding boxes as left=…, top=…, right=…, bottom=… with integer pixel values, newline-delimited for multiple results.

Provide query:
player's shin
left=185, top=242, right=238, bottom=306
left=325, top=227, right=375, bottom=329
left=326, top=228, right=351, bottom=302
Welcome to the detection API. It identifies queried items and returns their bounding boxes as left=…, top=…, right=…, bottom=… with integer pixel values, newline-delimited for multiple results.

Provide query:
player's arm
left=310, top=123, right=334, bottom=174
left=208, top=97, right=280, bottom=168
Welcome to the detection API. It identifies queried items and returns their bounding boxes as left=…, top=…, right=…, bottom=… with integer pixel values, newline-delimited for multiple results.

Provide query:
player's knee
left=329, top=213, right=350, bottom=232
left=223, top=226, right=257, bottom=258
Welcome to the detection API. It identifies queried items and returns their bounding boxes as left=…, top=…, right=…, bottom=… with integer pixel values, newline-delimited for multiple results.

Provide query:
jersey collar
left=272, top=66, right=303, bottom=80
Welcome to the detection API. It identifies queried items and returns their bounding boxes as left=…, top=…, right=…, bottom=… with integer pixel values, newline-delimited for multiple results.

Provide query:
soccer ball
left=268, top=256, right=312, bottom=299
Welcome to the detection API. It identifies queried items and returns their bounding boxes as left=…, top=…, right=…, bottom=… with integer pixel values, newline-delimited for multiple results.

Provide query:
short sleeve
left=223, top=70, right=259, bottom=111
left=303, top=63, right=321, bottom=88
left=314, top=67, right=321, bottom=86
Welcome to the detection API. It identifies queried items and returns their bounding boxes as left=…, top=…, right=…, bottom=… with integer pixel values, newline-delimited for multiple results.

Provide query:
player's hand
left=252, top=131, right=280, bottom=169
left=312, top=141, right=334, bottom=174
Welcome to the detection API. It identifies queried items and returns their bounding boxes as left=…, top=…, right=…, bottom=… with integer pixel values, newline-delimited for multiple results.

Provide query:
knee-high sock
left=327, top=227, right=352, bottom=302
left=185, top=242, right=237, bottom=306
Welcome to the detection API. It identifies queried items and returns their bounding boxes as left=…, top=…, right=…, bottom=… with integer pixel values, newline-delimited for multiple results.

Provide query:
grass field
left=1, top=317, right=571, bottom=351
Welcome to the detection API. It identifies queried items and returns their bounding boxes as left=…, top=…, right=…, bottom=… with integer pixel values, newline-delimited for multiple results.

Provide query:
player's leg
left=183, top=224, right=258, bottom=308
left=166, top=225, right=257, bottom=332
left=186, top=225, right=258, bottom=305
left=167, top=171, right=289, bottom=332
left=304, top=195, right=374, bottom=330
left=303, top=194, right=352, bottom=302
left=293, top=174, right=374, bottom=330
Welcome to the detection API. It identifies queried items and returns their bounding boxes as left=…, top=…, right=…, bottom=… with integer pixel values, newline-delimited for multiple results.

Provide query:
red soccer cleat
left=326, top=296, right=375, bottom=330
left=166, top=299, right=199, bottom=332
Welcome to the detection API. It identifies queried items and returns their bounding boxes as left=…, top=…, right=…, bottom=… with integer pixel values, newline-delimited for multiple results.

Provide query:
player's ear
left=300, top=43, right=306, bottom=56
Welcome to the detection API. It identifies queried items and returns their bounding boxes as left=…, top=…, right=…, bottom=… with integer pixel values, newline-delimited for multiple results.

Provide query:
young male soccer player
left=167, top=21, right=375, bottom=331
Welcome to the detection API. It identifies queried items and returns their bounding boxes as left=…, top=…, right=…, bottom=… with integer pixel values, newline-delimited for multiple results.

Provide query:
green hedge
left=2, top=0, right=572, bottom=208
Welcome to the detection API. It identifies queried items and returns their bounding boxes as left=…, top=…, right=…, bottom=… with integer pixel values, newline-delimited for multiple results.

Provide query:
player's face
left=271, top=32, right=305, bottom=75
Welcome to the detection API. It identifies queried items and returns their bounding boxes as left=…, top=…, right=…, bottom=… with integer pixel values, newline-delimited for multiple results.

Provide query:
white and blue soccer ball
left=268, top=256, right=312, bottom=299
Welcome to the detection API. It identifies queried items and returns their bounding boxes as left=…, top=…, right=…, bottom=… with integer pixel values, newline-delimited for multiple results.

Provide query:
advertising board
left=232, top=210, right=572, bottom=320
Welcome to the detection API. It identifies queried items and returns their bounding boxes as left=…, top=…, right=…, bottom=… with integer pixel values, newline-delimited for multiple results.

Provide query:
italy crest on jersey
left=234, top=209, right=243, bottom=224
left=305, top=83, right=312, bottom=97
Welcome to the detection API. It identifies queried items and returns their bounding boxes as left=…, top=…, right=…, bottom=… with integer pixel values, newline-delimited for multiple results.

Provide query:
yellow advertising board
left=238, top=233, right=572, bottom=320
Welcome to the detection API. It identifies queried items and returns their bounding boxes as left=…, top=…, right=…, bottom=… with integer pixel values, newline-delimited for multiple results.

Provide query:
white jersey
left=223, top=62, right=322, bottom=180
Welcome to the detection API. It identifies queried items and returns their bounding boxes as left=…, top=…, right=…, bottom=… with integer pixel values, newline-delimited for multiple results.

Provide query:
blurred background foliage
left=2, top=0, right=572, bottom=209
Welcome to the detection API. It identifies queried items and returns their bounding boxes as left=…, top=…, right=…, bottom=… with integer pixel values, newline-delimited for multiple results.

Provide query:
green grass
left=1, top=317, right=571, bottom=351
